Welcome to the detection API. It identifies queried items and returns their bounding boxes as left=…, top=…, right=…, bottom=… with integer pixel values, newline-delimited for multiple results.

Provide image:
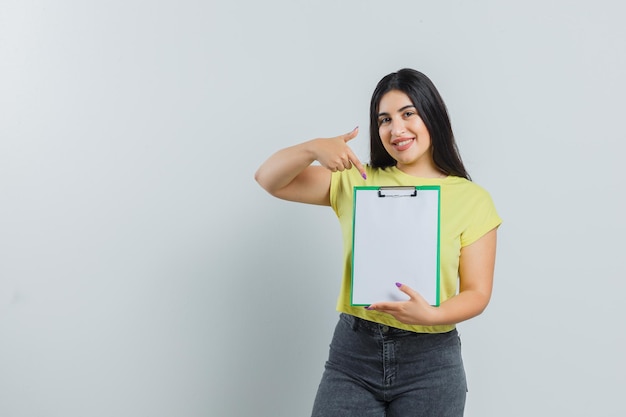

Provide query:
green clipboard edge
left=350, top=185, right=441, bottom=307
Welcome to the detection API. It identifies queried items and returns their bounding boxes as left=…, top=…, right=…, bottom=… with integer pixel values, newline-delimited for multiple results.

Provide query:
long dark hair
left=369, top=68, right=471, bottom=180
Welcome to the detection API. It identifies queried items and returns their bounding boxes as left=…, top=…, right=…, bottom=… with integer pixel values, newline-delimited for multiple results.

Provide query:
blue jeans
left=311, top=313, right=467, bottom=417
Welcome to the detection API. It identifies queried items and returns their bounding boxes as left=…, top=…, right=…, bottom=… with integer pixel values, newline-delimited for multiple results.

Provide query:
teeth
left=395, top=139, right=412, bottom=147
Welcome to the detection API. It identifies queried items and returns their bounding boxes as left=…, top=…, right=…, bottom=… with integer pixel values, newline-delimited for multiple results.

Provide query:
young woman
left=255, top=68, right=501, bottom=417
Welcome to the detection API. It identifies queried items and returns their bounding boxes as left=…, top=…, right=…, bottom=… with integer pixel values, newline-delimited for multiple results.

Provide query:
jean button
left=381, top=326, right=389, bottom=333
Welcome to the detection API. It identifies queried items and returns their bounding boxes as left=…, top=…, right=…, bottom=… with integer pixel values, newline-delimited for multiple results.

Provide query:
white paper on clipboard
left=351, top=186, right=440, bottom=306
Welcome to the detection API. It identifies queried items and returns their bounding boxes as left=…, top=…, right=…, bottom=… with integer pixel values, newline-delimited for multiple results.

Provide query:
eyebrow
left=377, top=104, right=416, bottom=118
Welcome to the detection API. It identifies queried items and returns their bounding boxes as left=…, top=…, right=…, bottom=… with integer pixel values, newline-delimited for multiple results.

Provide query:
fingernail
left=353, top=126, right=359, bottom=131
left=361, top=172, right=367, bottom=180
left=364, top=306, right=374, bottom=310
left=395, top=282, right=402, bottom=288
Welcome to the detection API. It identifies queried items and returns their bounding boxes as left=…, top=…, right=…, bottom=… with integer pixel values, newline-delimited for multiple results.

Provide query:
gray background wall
left=1, top=1, right=625, bottom=416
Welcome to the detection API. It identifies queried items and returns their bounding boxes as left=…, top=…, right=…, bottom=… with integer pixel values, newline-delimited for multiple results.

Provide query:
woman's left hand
left=366, top=283, right=438, bottom=326
left=369, top=229, right=498, bottom=327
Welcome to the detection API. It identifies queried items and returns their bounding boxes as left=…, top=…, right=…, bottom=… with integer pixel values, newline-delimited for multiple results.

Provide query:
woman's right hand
left=255, top=126, right=367, bottom=205
left=312, top=127, right=367, bottom=178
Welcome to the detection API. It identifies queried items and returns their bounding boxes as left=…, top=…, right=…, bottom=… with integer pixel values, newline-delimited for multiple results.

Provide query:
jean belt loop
left=350, top=314, right=359, bottom=331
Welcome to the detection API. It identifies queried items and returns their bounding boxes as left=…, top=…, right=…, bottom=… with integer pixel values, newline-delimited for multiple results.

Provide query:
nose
left=391, top=118, right=406, bottom=136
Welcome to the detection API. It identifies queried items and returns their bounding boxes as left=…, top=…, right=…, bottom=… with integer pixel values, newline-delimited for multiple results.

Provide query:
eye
left=378, top=117, right=391, bottom=126
left=404, top=110, right=416, bottom=118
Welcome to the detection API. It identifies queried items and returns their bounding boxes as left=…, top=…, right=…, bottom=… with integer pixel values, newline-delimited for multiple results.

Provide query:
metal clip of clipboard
left=377, top=186, right=418, bottom=198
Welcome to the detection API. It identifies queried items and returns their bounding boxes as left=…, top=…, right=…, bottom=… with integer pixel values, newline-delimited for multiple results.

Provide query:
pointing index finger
left=343, top=126, right=367, bottom=180
left=349, top=152, right=367, bottom=180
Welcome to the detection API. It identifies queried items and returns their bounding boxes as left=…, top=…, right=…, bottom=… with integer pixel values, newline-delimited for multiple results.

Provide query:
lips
left=391, top=137, right=415, bottom=151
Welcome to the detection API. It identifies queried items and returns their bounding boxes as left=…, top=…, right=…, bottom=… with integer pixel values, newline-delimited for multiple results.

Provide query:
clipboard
left=350, top=186, right=441, bottom=306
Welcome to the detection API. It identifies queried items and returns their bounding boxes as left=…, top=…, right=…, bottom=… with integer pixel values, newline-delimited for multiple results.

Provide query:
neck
left=395, top=163, right=446, bottom=178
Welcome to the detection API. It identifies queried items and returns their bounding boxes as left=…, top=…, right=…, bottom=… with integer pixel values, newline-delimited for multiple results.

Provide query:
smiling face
left=377, top=90, right=440, bottom=177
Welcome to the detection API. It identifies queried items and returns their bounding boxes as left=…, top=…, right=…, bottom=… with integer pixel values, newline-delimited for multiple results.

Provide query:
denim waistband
left=340, top=313, right=457, bottom=337
left=340, top=313, right=411, bottom=335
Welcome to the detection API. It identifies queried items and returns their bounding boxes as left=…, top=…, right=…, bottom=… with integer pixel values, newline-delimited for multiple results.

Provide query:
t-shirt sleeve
left=330, top=167, right=367, bottom=218
left=329, top=170, right=343, bottom=216
left=460, top=187, right=502, bottom=247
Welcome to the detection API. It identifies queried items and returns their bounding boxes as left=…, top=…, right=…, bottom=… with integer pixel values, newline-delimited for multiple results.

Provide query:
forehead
left=378, top=90, right=414, bottom=112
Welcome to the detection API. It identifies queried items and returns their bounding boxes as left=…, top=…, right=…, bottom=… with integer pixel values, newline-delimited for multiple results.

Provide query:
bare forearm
left=255, top=129, right=365, bottom=205
left=425, top=289, right=491, bottom=326
left=368, top=285, right=492, bottom=327
left=254, top=140, right=318, bottom=195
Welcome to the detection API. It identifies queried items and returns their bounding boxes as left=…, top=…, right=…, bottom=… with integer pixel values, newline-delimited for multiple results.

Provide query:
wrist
left=302, top=138, right=323, bottom=162
left=418, top=305, right=440, bottom=326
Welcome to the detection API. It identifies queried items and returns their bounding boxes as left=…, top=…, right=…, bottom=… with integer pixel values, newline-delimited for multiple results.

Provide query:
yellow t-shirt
left=330, top=166, right=502, bottom=333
